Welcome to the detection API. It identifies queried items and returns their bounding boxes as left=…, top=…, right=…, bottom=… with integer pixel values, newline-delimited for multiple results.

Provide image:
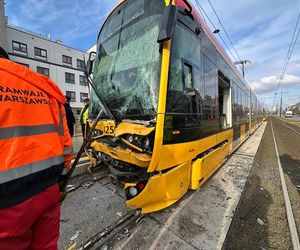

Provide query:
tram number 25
left=104, top=126, right=115, bottom=134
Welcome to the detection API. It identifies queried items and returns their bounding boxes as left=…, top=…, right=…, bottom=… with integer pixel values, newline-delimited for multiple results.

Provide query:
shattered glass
left=90, top=1, right=162, bottom=122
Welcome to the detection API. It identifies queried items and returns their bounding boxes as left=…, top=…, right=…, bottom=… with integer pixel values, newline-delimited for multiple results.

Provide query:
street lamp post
left=234, top=60, right=251, bottom=78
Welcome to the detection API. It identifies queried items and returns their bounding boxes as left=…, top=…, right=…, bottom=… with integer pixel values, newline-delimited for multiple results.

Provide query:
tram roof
left=175, top=0, right=249, bottom=90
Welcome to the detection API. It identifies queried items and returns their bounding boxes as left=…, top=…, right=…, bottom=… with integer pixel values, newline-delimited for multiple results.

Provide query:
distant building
left=292, top=102, right=300, bottom=114
left=0, top=0, right=90, bottom=117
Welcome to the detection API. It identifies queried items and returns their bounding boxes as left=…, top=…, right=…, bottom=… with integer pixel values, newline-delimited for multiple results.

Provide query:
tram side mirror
left=157, top=5, right=177, bottom=43
left=85, top=51, right=97, bottom=77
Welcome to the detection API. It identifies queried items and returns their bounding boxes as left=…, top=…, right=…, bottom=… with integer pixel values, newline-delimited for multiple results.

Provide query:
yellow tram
left=85, top=0, right=263, bottom=213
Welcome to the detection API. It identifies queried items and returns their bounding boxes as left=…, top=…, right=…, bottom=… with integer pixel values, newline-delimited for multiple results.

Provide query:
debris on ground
left=70, top=231, right=81, bottom=241
left=240, top=204, right=261, bottom=226
left=60, top=218, right=70, bottom=223
left=112, top=189, right=119, bottom=195
left=82, top=181, right=95, bottom=189
left=100, top=245, right=108, bottom=250
left=67, top=242, right=77, bottom=250
left=257, top=218, right=266, bottom=226
left=117, top=212, right=123, bottom=217
left=66, top=184, right=76, bottom=192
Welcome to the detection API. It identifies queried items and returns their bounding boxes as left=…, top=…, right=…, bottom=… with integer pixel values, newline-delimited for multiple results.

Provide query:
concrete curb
left=70, top=156, right=91, bottom=178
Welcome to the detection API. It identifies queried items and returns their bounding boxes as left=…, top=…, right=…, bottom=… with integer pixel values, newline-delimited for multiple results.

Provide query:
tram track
left=79, top=211, right=143, bottom=250
left=270, top=117, right=300, bottom=249
left=223, top=118, right=300, bottom=249
left=278, top=118, right=300, bottom=136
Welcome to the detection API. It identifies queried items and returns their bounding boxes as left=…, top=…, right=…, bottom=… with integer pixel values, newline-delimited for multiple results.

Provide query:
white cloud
left=190, top=0, right=300, bottom=107
left=253, top=74, right=300, bottom=93
left=6, top=0, right=119, bottom=50
left=5, top=0, right=300, bottom=103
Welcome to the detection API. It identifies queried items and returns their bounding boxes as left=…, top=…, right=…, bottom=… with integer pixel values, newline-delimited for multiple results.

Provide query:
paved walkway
left=72, top=136, right=83, bottom=154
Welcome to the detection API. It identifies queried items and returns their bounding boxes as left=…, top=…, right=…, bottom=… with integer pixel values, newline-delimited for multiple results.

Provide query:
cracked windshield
left=90, top=0, right=164, bottom=121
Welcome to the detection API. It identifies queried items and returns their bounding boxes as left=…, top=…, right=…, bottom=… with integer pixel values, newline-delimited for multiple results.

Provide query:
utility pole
left=234, top=60, right=251, bottom=78
left=277, top=91, right=288, bottom=117
left=280, top=92, right=282, bottom=117
left=249, top=88, right=252, bottom=133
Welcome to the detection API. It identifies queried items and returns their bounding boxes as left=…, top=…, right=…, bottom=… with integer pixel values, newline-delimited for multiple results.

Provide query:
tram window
left=202, top=35, right=219, bottom=65
left=166, top=23, right=201, bottom=128
left=183, top=62, right=193, bottom=90
left=244, top=92, right=248, bottom=119
left=233, top=83, right=238, bottom=125
left=203, top=56, right=218, bottom=135
left=102, top=0, right=144, bottom=42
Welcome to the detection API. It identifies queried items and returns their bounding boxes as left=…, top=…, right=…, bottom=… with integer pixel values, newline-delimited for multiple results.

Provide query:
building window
left=62, top=55, right=72, bottom=65
left=80, top=93, right=89, bottom=102
left=79, top=75, right=88, bottom=85
left=37, top=66, right=49, bottom=77
left=66, top=91, right=76, bottom=102
left=65, top=72, right=75, bottom=84
left=17, top=62, right=29, bottom=68
left=77, top=59, right=85, bottom=71
left=34, top=47, right=47, bottom=59
left=12, top=41, right=27, bottom=54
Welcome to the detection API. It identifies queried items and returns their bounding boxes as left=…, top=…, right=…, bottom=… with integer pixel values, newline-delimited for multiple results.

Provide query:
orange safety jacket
left=0, top=58, right=74, bottom=209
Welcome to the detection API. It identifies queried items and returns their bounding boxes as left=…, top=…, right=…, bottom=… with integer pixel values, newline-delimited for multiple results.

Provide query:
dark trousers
left=67, top=123, right=74, bottom=137
left=81, top=123, right=90, bottom=139
left=81, top=124, right=86, bottom=138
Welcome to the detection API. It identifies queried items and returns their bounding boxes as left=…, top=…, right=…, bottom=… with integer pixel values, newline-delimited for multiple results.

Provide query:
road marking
left=270, top=117, right=300, bottom=250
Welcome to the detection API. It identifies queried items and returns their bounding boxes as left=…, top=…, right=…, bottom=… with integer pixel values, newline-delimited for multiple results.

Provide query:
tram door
left=218, top=71, right=232, bottom=130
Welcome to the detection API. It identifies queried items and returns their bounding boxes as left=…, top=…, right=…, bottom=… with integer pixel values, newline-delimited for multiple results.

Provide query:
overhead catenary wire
left=280, top=12, right=300, bottom=85
left=194, top=0, right=260, bottom=98
left=193, top=1, right=242, bottom=71
left=273, top=11, right=300, bottom=108
left=205, top=0, right=260, bottom=94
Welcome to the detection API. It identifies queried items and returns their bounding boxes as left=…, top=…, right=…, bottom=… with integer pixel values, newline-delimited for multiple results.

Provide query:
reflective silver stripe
left=0, top=124, right=58, bottom=140
left=58, top=106, right=64, bottom=136
left=0, top=155, right=64, bottom=184
left=64, top=146, right=74, bottom=155
left=61, top=168, right=70, bottom=175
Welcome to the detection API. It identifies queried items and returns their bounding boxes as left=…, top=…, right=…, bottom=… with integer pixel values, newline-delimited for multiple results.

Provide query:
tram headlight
left=125, top=134, right=153, bottom=152
left=92, top=129, right=102, bottom=137
left=125, top=182, right=146, bottom=200
left=128, top=186, right=138, bottom=197
left=127, top=135, right=134, bottom=143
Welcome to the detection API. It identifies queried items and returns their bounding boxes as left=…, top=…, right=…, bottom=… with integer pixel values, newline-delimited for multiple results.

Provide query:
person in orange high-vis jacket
left=0, top=47, right=74, bottom=250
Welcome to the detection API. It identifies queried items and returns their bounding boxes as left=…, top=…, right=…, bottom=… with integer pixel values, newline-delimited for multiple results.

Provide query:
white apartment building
left=0, top=0, right=90, bottom=117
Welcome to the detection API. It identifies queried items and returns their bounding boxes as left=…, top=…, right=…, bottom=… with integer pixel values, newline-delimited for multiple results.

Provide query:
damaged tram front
left=85, top=0, right=255, bottom=214
left=87, top=0, right=181, bottom=214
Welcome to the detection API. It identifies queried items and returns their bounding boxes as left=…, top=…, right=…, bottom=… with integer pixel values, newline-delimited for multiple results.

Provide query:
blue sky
left=5, top=0, right=300, bottom=109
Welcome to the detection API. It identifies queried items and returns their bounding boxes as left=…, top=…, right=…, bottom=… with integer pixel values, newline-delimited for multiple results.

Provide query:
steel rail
left=270, top=117, right=300, bottom=250
left=278, top=118, right=300, bottom=136
left=81, top=211, right=142, bottom=249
